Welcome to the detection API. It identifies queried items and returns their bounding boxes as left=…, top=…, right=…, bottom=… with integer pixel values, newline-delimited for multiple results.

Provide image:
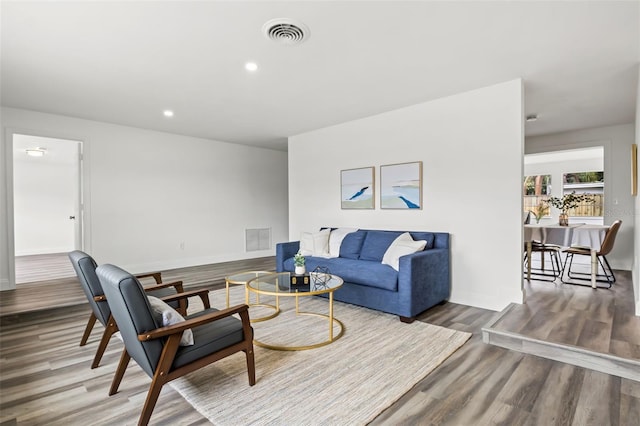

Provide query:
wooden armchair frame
left=86, top=279, right=211, bottom=369
left=110, top=303, right=255, bottom=426
left=96, top=263, right=255, bottom=426
left=69, top=250, right=210, bottom=368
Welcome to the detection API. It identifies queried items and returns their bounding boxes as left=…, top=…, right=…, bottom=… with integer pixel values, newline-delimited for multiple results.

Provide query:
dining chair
left=69, top=250, right=210, bottom=368
left=523, top=241, right=563, bottom=281
left=561, top=220, right=621, bottom=288
left=97, top=263, right=255, bottom=426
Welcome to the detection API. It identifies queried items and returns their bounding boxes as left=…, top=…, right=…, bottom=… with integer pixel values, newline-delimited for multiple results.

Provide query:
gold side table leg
left=329, top=292, right=334, bottom=340
left=225, top=280, right=231, bottom=308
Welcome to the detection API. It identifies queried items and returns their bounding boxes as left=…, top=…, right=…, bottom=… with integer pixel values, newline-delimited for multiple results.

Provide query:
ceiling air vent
left=262, top=18, right=310, bottom=45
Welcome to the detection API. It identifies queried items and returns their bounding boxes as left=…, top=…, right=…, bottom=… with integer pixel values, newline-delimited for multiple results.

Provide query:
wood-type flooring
left=1, top=256, right=639, bottom=425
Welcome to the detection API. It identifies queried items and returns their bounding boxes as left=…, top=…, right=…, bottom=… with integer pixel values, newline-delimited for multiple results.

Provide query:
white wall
left=1, top=107, right=289, bottom=289
left=635, top=65, right=640, bottom=316
left=526, top=124, right=635, bottom=271
left=0, top=125, right=9, bottom=290
left=288, top=79, right=524, bottom=312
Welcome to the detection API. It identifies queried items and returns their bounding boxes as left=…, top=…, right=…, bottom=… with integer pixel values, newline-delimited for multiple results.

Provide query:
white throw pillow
left=147, top=295, right=194, bottom=346
left=328, top=227, right=358, bottom=257
left=381, top=232, right=427, bottom=271
left=299, top=228, right=331, bottom=257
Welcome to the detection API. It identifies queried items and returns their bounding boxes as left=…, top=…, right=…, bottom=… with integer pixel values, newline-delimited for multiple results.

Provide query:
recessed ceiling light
left=245, top=62, right=258, bottom=72
left=163, top=110, right=174, bottom=117
left=526, top=114, right=538, bottom=122
left=26, top=148, right=46, bottom=157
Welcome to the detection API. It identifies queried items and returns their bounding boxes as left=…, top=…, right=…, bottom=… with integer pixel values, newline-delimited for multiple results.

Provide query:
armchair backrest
left=68, top=250, right=111, bottom=326
left=599, top=220, right=622, bottom=255
left=96, top=264, right=163, bottom=378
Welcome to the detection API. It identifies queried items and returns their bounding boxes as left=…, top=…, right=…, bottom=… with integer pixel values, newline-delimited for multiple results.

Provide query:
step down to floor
left=482, top=303, right=640, bottom=382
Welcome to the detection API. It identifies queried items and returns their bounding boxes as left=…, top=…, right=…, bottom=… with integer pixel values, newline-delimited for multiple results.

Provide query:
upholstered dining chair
left=561, top=220, right=622, bottom=288
left=96, top=263, right=255, bottom=426
left=68, top=250, right=210, bottom=368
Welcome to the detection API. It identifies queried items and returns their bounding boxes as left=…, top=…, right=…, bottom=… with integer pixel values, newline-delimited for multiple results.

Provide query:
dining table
left=524, top=223, right=610, bottom=288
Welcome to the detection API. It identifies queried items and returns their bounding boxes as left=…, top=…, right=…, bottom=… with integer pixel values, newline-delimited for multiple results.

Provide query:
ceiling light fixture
left=26, top=148, right=46, bottom=157
left=163, top=110, right=174, bottom=117
left=245, top=62, right=258, bottom=72
left=526, top=114, right=538, bottom=122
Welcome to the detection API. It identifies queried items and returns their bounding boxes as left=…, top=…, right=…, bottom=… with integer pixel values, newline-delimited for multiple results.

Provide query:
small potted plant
left=529, top=200, right=548, bottom=224
left=294, top=252, right=306, bottom=275
left=546, top=191, right=595, bottom=226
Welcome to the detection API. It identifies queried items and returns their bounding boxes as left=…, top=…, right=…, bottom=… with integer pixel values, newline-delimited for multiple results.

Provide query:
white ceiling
left=2, top=1, right=638, bottom=152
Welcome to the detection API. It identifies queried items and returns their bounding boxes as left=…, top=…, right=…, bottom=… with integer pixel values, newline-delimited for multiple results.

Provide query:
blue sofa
left=276, top=229, right=450, bottom=322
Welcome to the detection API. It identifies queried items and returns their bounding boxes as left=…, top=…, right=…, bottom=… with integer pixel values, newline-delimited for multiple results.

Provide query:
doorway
left=524, top=146, right=605, bottom=226
left=12, top=134, right=83, bottom=284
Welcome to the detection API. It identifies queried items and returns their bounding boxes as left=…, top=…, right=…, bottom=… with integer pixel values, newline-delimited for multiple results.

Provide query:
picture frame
left=380, top=161, right=422, bottom=209
left=632, top=143, right=637, bottom=196
left=340, top=167, right=374, bottom=209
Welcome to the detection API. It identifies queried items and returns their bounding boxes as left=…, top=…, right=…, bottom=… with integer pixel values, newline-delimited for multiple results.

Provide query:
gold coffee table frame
left=246, top=272, right=345, bottom=351
left=224, top=271, right=280, bottom=321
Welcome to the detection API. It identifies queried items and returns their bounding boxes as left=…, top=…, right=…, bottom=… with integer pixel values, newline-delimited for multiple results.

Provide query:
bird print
left=398, top=195, right=419, bottom=208
left=348, top=186, right=369, bottom=200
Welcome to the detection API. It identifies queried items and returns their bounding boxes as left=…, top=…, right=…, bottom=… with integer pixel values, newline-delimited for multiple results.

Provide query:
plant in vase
left=294, top=252, right=306, bottom=275
left=545, top=191, right=595, bottom=226
left=529, top=201, right=549, bottom=224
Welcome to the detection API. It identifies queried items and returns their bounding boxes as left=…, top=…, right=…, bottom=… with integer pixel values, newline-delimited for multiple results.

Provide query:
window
left=562, top=171, right=603, bottom=217
left=523, top=175, right=551, bottom=219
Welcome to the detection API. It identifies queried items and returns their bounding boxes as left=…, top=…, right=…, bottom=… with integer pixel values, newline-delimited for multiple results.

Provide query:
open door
left=12, top=134, right=83, bottom=284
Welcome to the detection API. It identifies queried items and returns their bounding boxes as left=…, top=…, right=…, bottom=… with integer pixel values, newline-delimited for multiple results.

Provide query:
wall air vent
left=246, top=228, right=271, bottom=252
left=262, top=18, right=310, bottom=45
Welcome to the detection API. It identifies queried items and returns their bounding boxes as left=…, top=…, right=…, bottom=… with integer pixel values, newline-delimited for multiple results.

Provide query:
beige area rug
left=170, top=286, right=471, bottom=425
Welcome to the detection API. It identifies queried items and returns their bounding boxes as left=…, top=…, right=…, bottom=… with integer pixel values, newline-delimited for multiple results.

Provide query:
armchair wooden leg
left=80, top=313, right=97, bottom=346
left=138, top=335, right=181, bottom=426
left=91, top=315, right=119, bottom=369
left=109, top=349, right=131, bottom=396
left=138, top=378, right=165, bottom=426
left=245, top=347, right=256, bottom=386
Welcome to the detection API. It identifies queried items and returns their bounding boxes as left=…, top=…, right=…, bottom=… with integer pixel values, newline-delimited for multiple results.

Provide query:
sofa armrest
left=397, top=248, right=450, bottom=316
left=276, top=241, right=300, bottom=272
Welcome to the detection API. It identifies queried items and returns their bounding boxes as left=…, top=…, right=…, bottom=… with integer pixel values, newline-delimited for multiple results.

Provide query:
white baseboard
left=120, top=252, right=275, bottom=276
left=15, top=247, right=74, bottom=256
left=0, top=278, right=14, bottom=291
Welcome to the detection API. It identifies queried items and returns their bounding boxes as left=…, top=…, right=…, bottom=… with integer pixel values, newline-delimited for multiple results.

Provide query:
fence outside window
left=524, top=194, right=604, bottom=217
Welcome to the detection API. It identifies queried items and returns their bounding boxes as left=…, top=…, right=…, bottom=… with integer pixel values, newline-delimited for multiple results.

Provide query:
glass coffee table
left=224, top=271, right=279, bottom=320
left=246, top=271, right=344, bottom=351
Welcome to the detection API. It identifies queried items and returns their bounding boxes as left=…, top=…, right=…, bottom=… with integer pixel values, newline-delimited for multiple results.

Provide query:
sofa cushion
left=382, top=232, right=427, bottom=271
left=359, top=231, right=404, bottom=262
left=283, top=256, right=398, bottom=291
left=329, top=227, right=358, bottom=257
left=299, top=229, right=331, bottom=257
left=408, top=232, right=435, bottom=249
left=339, top=230, right=367, bottom=259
